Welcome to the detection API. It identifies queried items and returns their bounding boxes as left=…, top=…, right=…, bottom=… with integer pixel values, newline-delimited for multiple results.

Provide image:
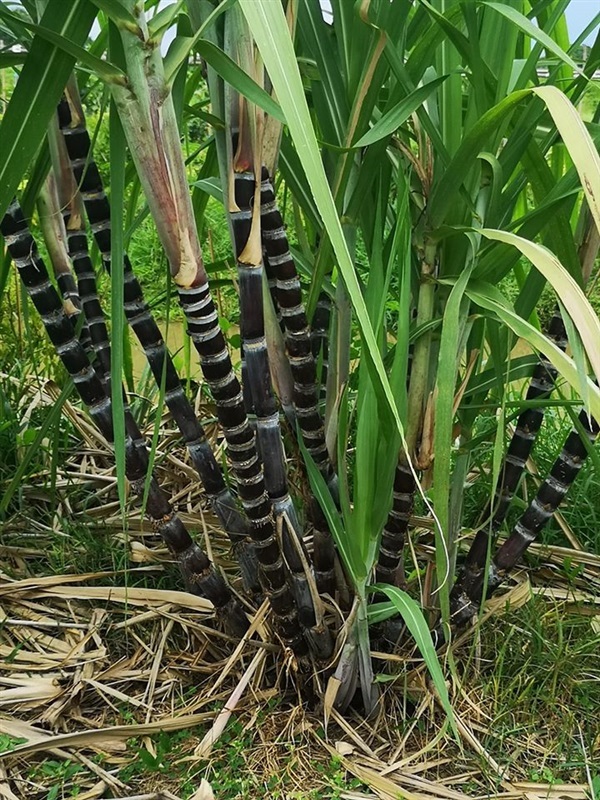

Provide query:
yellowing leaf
left=533, top=86, right=600, bottom=238
left=479, top=228, right=600, bottom=387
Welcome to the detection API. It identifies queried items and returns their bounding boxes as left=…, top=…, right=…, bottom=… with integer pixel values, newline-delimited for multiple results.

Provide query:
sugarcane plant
left=0, top=0, right=599, bottom=717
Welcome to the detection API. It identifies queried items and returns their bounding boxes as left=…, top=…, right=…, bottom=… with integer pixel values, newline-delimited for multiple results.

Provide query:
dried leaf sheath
left=1, top=199, right=247, bottom=634
left=56, top=97, right=253, bottom=561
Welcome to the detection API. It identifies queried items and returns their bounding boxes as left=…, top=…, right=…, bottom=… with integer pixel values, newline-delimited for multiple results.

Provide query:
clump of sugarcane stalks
left=2, top=0, right=600, bottom=720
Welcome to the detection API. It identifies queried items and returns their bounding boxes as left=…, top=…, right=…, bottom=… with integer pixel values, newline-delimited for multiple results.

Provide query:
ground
left=1, top=516, right=598, bottom=799
left=0, top=380, right=598, bottom=800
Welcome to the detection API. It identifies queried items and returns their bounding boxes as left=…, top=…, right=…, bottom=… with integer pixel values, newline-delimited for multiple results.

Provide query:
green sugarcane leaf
left=0, top=53, right=25, bottom=66
left=297, top=0, right=349, bottom=145
left=0, top=0, right=97, bottom=219
left=479, top=228, right=600, bottom=387
left=428, top=89, right=530, bottom=228
left=482, top=3, right=579, bottom=73
left=108, top=24, right=127, bottom=514
left=91, top=0, right=141, bottom=34
left=0, top=5, right=124, bottom=83
left=88, top=0, right=140, bottom=32
left=432, top=264, right=474, bottom=625
left=148, top=1, right=184, bottom=39
left=163, top=0, right=236, bottom=85
left=354, top=75, right=447, bottom=147
left=191, top=177, right=223, bottom=204
left=279, top=135, right=321, bottom=232
left=533, top=85, right=600, bottom=239
left=185, top=103, right=224, bottom=129
left=0, top=0, right=33, bottom=41
left=559, top=301, right=591, bottom=413
left=467, top=283, right=600, bottom=421
left=372, top=584, right=459, bottom=740
left=194, top=38, right=285, bottom=123
left=366, top=600, right=397, bottom=625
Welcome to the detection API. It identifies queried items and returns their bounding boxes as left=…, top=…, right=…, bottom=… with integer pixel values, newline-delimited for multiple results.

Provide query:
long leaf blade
left=354, top=76, right=447, bottom=148
left=0, top=0, right=97, bottom=218
left=533, top=85, right=600, bottom=237
left=480, top=228, right=600, bottom=386
left=373, top=584, right=459, bottom=739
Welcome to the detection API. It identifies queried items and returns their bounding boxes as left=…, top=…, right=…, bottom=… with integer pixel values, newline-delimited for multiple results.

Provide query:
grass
left=22, top=724, right=369, bottom=799
left=476, top=601, right=600, bottom=774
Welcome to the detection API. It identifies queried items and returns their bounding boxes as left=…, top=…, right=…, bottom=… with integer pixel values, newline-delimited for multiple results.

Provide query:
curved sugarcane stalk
left=256, top=170, right=338, bottom=596
left=376, top=461, right=415, bottom=588
left=450, top=400, right=599, bottom=627
left=1, top=197, right=248, bottom=636
left=454, top=311, right=568, bottom=596
left=258, top=169, right=330, bottom=474
left=221, top=5, right=332, bottom=650
left=56, top=95, right=260, bottom=592
left=47, top=110, right=113, bottom=385
left=37, top=174, right=91, bottom=352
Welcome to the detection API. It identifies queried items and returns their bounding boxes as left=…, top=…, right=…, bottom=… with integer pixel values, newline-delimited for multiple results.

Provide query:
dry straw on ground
left=0, top=379, right=598, bottom=798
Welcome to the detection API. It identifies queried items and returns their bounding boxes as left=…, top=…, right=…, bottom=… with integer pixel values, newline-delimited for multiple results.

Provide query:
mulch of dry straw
left=0, top=380, right=599, bottom=800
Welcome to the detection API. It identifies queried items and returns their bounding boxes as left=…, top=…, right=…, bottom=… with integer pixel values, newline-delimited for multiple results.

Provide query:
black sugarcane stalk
left=311, top=291, right=331, bottom=398
left=178, top=273, right=307, bottom=652
left=376, top=461, right=415, bottom=588
left=37, top=175, right=92, bottom=353
left=231, top=168, right=290, bottom=513
left=62, top=208, right=113, bottom=384
left=56, top=96, right=258, bottom=589
left=257, top=170, right=337, bottom=596
left=263, top=251, right=282, bottom=329
left=371, top=461, right=417, bottom=650
left=450, top=401, right=599, bottom=627
left=1, top=198, right=247, bottom=635
left=231, top=159, right=332, bottom=655
left=455, top=311, right=568, bottom=592
left=259, top=169, right=330, bottom=475
left=45, top=149, right=162, bottom=483
left=48, top=113, right=113, bottom=385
